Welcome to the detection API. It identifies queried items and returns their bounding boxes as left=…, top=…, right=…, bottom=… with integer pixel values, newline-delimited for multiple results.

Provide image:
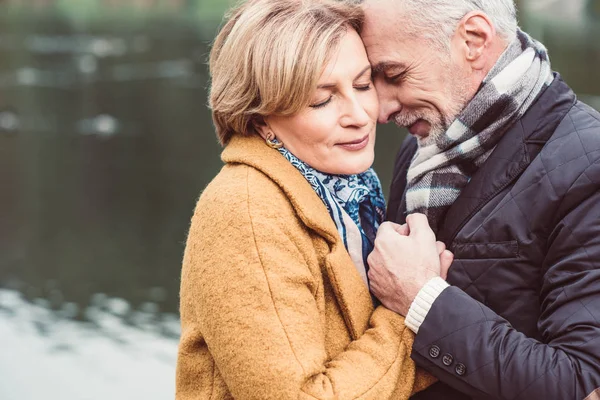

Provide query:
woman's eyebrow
left=353, top=65, right=372, bottom=81
left=317, top=83, right=337, bottom=89
left=317, top=66, right=372, bottom=89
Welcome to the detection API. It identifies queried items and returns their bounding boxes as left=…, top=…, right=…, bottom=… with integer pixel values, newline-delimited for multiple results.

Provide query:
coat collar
left=221, top=134, right=373, bottom=339
left=437, top=74, right=577, bottom=245
left=222, top=134, right=339, bottom=243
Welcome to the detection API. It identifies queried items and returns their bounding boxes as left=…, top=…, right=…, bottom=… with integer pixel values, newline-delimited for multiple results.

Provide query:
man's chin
left=415, top=127, right=445, bottom=147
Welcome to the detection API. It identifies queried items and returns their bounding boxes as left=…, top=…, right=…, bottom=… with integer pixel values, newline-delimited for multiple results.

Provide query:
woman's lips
left=337, top=134, right=370, bottom=151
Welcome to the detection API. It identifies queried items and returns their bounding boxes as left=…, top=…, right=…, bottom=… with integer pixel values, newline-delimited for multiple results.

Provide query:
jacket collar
left=437, top=74, right=577, bottom=245
left=221, top=134, right=373, bottom=339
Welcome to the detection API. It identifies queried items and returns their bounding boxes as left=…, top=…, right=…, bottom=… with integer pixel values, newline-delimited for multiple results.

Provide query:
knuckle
left=378, top=221, right=392, bottom=234
left=407, top=212, right=424, bottom=222
left=373, top=236, right=385, bottom=252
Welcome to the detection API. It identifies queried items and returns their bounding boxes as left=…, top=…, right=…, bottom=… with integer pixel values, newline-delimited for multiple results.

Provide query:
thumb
left=436, top=241, right=446, bottom=255
left=390, top=223, right=409, bottom=236
left=440, top=250, right=454, bottom=280
left=406, top=213, right=434, bottom=240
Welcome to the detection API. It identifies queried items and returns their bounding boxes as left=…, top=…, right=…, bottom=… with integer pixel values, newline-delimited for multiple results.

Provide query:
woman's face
left=264, top=29, right=379, bottom=175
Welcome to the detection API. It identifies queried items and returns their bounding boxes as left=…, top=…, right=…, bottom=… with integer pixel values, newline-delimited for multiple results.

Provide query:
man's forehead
left=361, top=0, right=403, bottom=26
left=360, top=25, right=405, bottom=65
left=360, top=1, right=406, bottom=48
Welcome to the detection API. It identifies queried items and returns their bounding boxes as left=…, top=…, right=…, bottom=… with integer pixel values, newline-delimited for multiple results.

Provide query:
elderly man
left=362, top=0, right=600, bottom=399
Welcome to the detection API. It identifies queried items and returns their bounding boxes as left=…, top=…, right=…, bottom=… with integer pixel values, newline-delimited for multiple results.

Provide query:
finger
left=377, top=221, right=395, bottom=236
left=367, top=267, right=377, bottom=281
left=390, top=223, right=409, bottom=236
left=369, top=280, right=380, bottom=292
left=406, top=213, right=435, bottom=240
left=367, top=252, right=380, bottom=270
left=439, top=250, right=454, bottom=280
left=436, top=241, right=446, bottom=255
left=377, top=221, right=409, bottom=238
left=369, top=282, right=382, bottom=296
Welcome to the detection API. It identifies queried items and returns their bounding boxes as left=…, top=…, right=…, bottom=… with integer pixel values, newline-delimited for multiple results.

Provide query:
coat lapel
left=436, top=121, right=529, bottom=245
left=437, top=75, right=576, bottom=245
left=222, top=134, right=373, bottom=339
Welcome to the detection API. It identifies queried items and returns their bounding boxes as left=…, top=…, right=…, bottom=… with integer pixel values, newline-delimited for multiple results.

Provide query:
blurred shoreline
left=0, top=288, right=178, bottom=400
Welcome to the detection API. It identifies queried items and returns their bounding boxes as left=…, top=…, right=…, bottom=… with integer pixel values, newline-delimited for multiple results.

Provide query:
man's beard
left=394, top=68, right=472, bottom=147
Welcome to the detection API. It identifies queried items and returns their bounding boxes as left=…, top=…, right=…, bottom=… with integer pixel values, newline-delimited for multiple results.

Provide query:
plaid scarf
left=278, top=147, right=385, bottom=287
left=406, top=30, right=554, bottom=233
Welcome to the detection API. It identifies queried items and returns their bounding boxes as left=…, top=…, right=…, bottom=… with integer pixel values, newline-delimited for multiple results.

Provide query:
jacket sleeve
left=178, top=176, right=434, bottom=400
left=410, top=187, right=600, bottom=399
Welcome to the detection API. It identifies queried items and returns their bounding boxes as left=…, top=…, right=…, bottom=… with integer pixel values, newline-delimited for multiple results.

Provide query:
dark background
left=0, top=1, right=598, bottom=398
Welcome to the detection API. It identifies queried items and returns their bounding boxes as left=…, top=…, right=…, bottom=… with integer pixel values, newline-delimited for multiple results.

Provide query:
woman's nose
left=340, top=96, right=371, bottom=128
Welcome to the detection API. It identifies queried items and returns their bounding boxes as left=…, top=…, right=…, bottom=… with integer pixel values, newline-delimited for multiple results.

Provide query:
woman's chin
left=320, top=154, right=375, bottom=175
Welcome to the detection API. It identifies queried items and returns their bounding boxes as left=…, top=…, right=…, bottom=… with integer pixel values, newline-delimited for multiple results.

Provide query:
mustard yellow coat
left=176, top=134, right=435, bottom=400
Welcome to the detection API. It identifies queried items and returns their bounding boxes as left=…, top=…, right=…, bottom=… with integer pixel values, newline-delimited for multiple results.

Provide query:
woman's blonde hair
left=209, top=0, right=364, bottom=146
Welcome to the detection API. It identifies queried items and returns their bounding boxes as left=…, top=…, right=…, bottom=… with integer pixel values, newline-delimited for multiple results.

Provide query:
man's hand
left=368, top=214, right=453, bottom=316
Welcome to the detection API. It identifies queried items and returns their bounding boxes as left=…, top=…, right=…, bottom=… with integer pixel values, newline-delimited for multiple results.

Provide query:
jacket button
left=442, top=353, right=454, bottom=366
left=429, top=345, right=441, bottom=359
left=455, top=363, right=467, bottom=376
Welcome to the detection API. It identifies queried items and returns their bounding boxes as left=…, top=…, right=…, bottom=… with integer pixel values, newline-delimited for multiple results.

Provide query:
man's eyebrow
left=372, top=61, right=406, bottom=73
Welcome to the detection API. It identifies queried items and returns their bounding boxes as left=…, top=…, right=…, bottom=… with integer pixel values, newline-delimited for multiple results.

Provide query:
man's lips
left=336, top=133, right=370, bottom=150
left=391, top=111, right=432, bottom=139
left=407, top=119, right=430, bottom=138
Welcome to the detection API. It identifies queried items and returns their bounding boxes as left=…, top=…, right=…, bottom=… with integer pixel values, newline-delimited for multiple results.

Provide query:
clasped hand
left=367, top=213, right=454, bottom=316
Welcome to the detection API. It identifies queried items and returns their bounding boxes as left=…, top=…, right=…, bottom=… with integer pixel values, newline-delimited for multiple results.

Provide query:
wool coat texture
left=176, top=134, right=435, bottom=400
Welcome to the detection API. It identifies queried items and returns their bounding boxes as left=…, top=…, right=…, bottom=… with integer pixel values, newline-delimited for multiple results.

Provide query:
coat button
left=455, top=363, right=467, bottom=376
left=429, top=345, right=441, bottom=358
left=442, top=353, right=454, bottom=366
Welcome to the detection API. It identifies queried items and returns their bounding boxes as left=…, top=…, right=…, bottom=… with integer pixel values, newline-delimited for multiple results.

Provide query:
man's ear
left=455, top=11, right=496, bottom=70
left=252, top=116, right=270, bottom=141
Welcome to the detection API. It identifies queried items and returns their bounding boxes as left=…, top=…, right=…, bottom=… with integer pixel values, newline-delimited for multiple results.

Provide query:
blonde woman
left=176, top=0, right=451, bottom=398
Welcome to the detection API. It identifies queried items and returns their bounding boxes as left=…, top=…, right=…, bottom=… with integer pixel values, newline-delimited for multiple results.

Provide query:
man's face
left=361, top=1, right=472, bottom=145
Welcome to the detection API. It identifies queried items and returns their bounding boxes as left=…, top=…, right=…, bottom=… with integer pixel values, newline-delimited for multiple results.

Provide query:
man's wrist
left=405, top=277, right=450, bottom=334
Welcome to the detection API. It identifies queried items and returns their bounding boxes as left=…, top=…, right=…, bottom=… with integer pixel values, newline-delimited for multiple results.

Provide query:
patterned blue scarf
left=278, top=148, right=385, bottom=286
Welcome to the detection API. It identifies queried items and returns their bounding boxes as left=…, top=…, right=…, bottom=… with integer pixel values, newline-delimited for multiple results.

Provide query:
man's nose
left=377, top=100, right=402, bottom=124
left=374, top=81, right=401, bottom=124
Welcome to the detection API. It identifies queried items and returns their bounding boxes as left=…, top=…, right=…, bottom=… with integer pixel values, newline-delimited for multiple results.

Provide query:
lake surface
left=0, top=3, right=599, bottom=399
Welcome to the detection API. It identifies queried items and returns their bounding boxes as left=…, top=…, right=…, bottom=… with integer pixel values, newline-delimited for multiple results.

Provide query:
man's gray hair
left=395, top=0, right=518, bottom=51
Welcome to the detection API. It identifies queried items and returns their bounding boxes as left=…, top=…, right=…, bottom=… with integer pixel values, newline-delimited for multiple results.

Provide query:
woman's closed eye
left=310, top=96, right=332, bottom=109
left=354, top=83, right=373, bottom=91
left=310, top=84, right=372, bottom=109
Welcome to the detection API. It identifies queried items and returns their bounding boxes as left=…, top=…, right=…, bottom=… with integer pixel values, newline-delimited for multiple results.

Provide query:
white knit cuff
left=405, top=277, right=450, bottom=334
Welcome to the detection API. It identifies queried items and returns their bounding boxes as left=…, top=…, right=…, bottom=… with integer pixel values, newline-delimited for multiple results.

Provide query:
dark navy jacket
left=388, top=76, right=600, bottom=400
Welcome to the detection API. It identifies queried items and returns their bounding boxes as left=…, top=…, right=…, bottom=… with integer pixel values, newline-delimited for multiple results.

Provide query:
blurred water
left=0, top=2, right=599, bottom=399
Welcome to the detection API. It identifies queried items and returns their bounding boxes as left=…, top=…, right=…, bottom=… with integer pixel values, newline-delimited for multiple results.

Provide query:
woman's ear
left=252, top=116, right=270, bottom=141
